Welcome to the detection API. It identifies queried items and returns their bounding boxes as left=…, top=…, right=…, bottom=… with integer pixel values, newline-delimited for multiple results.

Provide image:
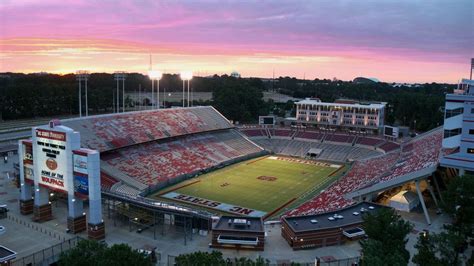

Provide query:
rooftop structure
left=211, top=216, right=265, bottom=250
left=295, top=98, right=386, bottom=131
left=281, top=202, right=390, bottom=250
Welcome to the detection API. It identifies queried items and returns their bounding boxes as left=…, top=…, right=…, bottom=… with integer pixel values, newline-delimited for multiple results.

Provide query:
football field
left=152, top=156, right=343, bottom=218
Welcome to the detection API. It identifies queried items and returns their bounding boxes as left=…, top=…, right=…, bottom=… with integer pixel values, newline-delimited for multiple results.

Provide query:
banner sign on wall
left=73, top=154, right=88, bottom=175
left=74, top=175, right=89, bottom=196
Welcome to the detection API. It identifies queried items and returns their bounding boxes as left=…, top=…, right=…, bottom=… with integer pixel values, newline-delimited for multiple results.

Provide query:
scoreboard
left=259, top=116, right=275, bottom=126
left=384, top=126, right=399, bottom=138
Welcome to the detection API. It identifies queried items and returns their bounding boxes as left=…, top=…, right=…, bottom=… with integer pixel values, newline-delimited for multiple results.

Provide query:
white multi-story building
left=295, top=98, right=386, bottom=131
left=440, top=79, right=474, bottom=175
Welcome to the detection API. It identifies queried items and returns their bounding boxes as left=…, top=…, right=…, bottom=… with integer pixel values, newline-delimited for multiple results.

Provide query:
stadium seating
left=62, top=106, right=233, bottom=152
left=324, top=134, right=355, bottom=144
left=379, top=129, right=442, bottom=182
left=286, top=152, right=400, bottom=216
left=286, top=127, right=443, bottom=216
left=293, top=131, right=324, bottom=141
left=271, top=129, right=294, bottom=138
left=101, top=129, right=263, bottom=187
left=252, top=138, right=382, bottom=162
left=100, top=172, right=118, bottom=191
left=240, top=129, right=267, bottom=137
left=111, top=182, right=140, bottom=198
left=355, top=137, right=385, bottom=147
left=378, top=141, right=400, bottom=153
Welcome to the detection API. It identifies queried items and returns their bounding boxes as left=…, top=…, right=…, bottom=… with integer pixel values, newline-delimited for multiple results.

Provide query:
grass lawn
left=152, top=156, right=342, bottom=217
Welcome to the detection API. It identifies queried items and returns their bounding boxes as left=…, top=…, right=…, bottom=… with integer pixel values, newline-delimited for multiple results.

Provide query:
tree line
left=0, top=73, right=455, bottom=132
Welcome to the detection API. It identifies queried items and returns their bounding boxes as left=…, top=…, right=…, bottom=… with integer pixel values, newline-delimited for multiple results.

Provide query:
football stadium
left=1, top=1, right=473, bottom=264
left=13, top=102, right=444, bottom=225
left=3, top=76, right=473, bottom=264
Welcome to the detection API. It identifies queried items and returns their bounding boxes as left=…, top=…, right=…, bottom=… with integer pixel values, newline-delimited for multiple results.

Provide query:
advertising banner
left=74, top=174, right=89, bottom=196
left=73, top=154, right=88, bottom=175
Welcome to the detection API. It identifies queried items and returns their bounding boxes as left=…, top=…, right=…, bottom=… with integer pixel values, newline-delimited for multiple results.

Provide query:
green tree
left=58, top=240, right=152, bottom=266
left=212, top=76, right=268, bottom=122
left=175, top=251, right=226, bottom=265
left=441, top=175, right=474, bottom=235
left=175, top=251, right=271, bottom=266
left=432, top=229, right=466, bottom=266
left=412, top=233, right=443, bottom=266
left=412, top=175, right=473, bottom=266
left=360, top=208, right=413, bottom=266
left=58, top=239, right=107, bottom=266
left=101, top=243, right=153, bottom=266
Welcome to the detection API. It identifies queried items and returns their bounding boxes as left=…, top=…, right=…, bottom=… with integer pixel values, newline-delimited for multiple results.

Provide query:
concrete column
left=415, top=180, right=431, bottom=225
left=432, top=174, right=443, bottom=202
left=67, top=132, right=82, bottom=218
left=87, top=151, right=105, bottom=240
left=34, top=186, right=49, bottom=206
left=427, top=182, right=439, bottom=207
left=88, top=151, right=102, bottom=224
left=68, top=198, right=84, bottom=217
left=18, top=142, right=33, bottom=202
left=20, top=183, right=33, bottom=201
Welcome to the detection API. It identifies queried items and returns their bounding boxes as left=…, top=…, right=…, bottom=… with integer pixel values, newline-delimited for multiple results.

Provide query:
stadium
left=31, top=103, right=443, bottom=226
left=3, top=79, right=472, bottom=264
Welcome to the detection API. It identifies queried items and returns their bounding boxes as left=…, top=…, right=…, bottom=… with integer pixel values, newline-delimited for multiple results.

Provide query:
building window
left=445, top=107, right=464, bottom=119
left=444, top=128, right=462, bottom=138
left=467, top=148, right=474, bottom=154
left=471, top=108, right=474, bottom=114
left=470, top=129, right=474, bottom=135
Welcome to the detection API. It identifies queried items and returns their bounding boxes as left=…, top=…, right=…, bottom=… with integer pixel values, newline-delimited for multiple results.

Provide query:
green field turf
left=152, top=156, right=343, bottom=217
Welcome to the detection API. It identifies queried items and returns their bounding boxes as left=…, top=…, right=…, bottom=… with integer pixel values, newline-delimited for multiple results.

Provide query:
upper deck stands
left=324, top=134, right=355, bottom=144
left=355, top=137, right=385, bottom=147
left=271, top=129, right=293, bottom=137
left=294, top=131, right=324, bottom=140
left=62, top=106, right=233, bottom=152
left=240, top=129, right=267, bottom=137
left=380, top=128, right=442, bottom=183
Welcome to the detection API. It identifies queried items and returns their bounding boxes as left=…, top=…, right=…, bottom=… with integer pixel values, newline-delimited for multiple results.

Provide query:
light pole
left=180, top=71, right=192, bottom=107
left=76, top=71, right=89, bottom=117
left=114, top=72, right=126, bottom=113
left=148, top=70, right=162, bottom=109
left=182, top=79, right=185, bottom=107
left=187, top=78, right=190, bottom=107
left=163, top=87, right=166, bottom=108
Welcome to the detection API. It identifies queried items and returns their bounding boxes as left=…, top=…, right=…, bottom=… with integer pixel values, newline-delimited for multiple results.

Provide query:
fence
left=10, top=236, right=83, bottom=266
left=6, top=213, right=69, bottom=242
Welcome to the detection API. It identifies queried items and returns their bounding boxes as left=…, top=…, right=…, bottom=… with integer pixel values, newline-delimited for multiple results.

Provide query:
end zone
left=161, top=192, right=267, bottom=218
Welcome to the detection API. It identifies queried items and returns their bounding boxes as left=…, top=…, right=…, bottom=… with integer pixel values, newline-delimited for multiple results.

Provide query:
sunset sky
left=0, top=0, right=472, bottom=83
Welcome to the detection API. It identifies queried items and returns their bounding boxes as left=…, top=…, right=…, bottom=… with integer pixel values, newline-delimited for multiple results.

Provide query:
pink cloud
left=0, top=0, right=472, bottom=82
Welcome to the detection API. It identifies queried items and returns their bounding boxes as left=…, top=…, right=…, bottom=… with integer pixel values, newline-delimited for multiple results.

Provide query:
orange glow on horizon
left=0, top=37, right=470, bottom=83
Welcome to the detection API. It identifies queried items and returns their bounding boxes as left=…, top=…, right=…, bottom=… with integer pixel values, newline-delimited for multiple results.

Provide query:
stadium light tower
left=114, top=72, right=127, bottom=113
left=148, top=70, right=162, bottom=109
left=76, top=71, right=90, bottom=117
left=180, top=71, right=192, bottom=107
